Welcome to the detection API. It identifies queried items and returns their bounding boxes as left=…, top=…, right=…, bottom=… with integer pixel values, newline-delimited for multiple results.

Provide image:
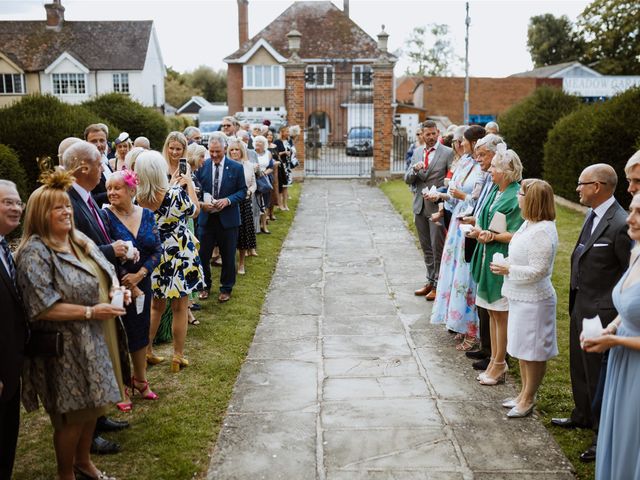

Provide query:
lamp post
left=463, top=2, right=470, bottom=125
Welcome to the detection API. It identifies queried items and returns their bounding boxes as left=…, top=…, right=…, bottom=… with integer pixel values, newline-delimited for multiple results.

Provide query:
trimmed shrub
left=0, top=144, right=29, bottom=200
left=83, top=93, right=168, bottom=150
left=543, top=87, right=640, bottom=207
left=0, top=94, right=118, bottom=190
left=165, top=115, right=194, bottom=133
left=499, top=86, right=581, bottom=179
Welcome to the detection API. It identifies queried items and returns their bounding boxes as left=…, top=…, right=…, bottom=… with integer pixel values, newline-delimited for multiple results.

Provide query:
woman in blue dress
left=583, top=193, right=640, bottom=480
left=430, top=126, right=485, bottom=350
left=103, top=170, right=162, bottom=411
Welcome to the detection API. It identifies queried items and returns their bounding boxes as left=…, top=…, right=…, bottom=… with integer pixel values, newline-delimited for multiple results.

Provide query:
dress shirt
left=0, top=234, right=13, bottom=280
left=590, top=196, right=616, bottom=235
left=212, top=157, right=225, bottom=198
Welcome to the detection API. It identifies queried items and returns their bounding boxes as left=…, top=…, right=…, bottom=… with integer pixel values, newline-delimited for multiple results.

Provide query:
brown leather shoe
left=218, top=292, right=231, bottom=303
left=425, top=288, right=437, bottom=301
left=414, top=284, right=433, bottom=296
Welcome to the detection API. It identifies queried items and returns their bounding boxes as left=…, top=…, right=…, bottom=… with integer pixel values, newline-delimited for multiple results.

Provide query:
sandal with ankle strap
left=456, top=336, right=478, bottom=351
left=132, top=376, right=159, bottom=400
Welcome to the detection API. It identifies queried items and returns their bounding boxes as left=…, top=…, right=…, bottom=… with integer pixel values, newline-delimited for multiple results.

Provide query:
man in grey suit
left=552, top=164, right=631, bottom=460
left=404, top=120, right=454, bottom=301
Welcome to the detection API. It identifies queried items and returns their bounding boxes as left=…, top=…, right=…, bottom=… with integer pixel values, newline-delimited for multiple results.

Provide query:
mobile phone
left=179, top=158, right=187, bottom=175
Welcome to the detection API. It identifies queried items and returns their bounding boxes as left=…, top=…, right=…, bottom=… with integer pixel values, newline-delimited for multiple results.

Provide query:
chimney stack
left=238, top=0, right=249, bottom=46
left=45, top=0, right=65, bottom=31
left=343, top=0, right=349, bottom=18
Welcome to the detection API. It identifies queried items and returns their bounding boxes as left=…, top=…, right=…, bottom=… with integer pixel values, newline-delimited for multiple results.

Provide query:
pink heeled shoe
left=132, top=377, right=159, bottom=400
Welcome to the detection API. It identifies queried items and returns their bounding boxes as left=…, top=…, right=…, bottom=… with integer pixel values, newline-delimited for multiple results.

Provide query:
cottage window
left=352, top=65, right=372, bottom=88
left=243, top=65, right=284, bottom=89
left=113, top=73, right=130, bottom=93
left=0, top=74, right=26, bottom=94
left=52, top=73, right=86, bottom=95
left=305, top=65, right=334, bottom=88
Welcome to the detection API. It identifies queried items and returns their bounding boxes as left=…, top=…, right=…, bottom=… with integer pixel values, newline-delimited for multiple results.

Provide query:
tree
left=577, top=0, right=640, bottom=74
left=187, top=66, right=227, bottom=103
left=403, top=24, right=460, bottom=76
left=527, top=14, right=583, bottom=67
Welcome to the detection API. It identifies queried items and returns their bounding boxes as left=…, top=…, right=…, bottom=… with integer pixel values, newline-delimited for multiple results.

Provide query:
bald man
left=552, top=164, right=631, bottom=455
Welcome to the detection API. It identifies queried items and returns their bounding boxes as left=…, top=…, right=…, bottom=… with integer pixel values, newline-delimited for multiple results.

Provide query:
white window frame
left=52, top=73, right=87, bottom=95
left=352, top=65, right=373, bottom=89
left=305, top=65, right=334, bottom=89
left=113, top=73, right=130, bottom=94
left=243, top=65, right=284, bottom=89
left=0, top=73, right=26, bottom=94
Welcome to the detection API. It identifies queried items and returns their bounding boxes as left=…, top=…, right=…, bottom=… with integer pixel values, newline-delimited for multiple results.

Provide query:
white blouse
left=502, top=220, right=558, bottom=302
left=241, top=160, right=257, bottom=197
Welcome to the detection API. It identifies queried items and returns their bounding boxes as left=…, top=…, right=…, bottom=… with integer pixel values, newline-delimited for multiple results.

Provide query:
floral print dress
left=151, top=186, right=205, bottom=298
left=430, top=154, right=483, bottom=335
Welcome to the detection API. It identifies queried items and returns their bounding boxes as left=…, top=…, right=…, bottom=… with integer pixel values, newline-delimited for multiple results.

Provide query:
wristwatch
left=85, top=306, right=93, bottom=320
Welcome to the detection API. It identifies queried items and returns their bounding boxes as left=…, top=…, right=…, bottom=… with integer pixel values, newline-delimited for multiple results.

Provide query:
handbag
left=290, top=155, right=299, bottom=169
left=256, top=174, right=273, bottom=194
left=25, top=330, right=64, bottom=357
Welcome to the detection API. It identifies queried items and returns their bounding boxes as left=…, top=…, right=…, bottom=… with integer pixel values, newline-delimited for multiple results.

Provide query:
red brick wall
left=373, top=64, right=394, bottom=172
left=285, top=64, right=306, bottom=167
left=419, top=77, right=563, bottom=124
left=396, top=76, right=417, bottom=104
left=226, top=64, right=243, bottom=116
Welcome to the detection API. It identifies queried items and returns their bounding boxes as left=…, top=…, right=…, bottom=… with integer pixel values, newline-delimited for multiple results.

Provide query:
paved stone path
left=208, top=180, right=574, bottom=480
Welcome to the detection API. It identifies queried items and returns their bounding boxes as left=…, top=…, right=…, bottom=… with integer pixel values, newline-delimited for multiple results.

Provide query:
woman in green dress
left=469, top=145, right=524, bottom=385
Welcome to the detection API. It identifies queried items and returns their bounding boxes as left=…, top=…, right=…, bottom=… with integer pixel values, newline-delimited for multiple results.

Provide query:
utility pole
left=464, top=2, right=470, bottom=125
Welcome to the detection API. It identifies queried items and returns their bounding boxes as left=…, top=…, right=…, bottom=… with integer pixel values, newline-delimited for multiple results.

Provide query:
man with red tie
left=404, top=120, right=454, bottom=301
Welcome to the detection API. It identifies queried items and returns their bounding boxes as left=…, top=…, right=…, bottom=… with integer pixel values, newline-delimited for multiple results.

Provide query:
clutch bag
left=488, top=211, right=507, bottom=233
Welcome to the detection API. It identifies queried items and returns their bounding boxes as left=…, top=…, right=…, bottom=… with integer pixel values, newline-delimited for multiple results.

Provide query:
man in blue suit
left=196, top=132, right=247, bottom=302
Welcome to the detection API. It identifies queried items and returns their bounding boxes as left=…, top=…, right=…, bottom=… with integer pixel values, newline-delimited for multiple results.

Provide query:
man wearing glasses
left=220, top=116, right=239, bottom=138
left=552, top=164, right=630, bottom=463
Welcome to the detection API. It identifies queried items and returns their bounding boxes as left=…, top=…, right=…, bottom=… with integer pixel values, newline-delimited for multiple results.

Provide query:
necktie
left=570, top=210, right=597, bottom=289
left=1, top=238, right=16, bottom=285
left=88, top=197, right=110, bottom=243
left=424, top=147, right=434, bottom=169
left=213, top=163, right=220, bottom=198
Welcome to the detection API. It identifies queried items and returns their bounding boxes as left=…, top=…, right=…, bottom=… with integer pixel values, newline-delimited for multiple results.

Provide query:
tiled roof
left=0, top=21, right=153, bottom=71
left=510, top=61, right=581, bottom=78
left=225, top=1, right=383, bottom=62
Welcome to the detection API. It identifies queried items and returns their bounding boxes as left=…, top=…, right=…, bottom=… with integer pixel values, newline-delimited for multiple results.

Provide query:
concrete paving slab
left=208, top=180, right=573, bottom=480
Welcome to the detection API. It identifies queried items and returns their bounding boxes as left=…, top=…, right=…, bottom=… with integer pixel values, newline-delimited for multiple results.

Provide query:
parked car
left=345, top=126, right=373, bottom=156
left=199, top=121, right=221, bottom=146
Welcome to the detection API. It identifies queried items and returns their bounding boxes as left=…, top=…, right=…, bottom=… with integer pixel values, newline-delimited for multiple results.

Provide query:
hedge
left=83, top=93, right=168, bottom=150
left=543, top=87, right=640, bottom=207
left=499, top=86, right=581, bottom=179
left=0, top=144, right=29, bottom=201
left=0, top=94, right=118, bottom=191
left=165, top=115, right=195, bottom=133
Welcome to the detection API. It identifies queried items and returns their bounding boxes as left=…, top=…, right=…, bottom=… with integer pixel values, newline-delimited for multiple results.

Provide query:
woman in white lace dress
left=490, top=179, right=558, bottom=418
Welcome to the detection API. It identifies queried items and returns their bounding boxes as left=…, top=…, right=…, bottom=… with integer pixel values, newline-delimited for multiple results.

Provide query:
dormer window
left=305, top=65, right=334, bottom=89
left=352, top=65, right=372, bottom=89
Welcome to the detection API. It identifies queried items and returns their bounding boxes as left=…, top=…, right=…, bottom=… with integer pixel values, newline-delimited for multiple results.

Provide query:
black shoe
left=95, top=416, right=129, bottom=432
left=466, top=350, right=489, bottom=360
left=90, top=435, right=121, bottom=455
left=579, top=445, right=597, bottom=463
left=550, top=417, right=582, bottom=429
left=190, top=303, right=202, bottom=311
left=472, top=358, right=490, bottom=370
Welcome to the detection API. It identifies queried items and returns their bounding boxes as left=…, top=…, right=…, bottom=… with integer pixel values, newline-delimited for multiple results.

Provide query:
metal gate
left=303, top=67, right=374, bottom=177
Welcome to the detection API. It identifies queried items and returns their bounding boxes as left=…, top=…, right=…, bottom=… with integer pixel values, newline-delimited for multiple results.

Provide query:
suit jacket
left=404, top=143, right=454, bottom=216
left=0, top=254, right=27, bottom=402
left=91, top=155, right=113, bottom=206
left=570, top=200, right=631, bottom=324
left=195, top=157, right=247, bottom=229
left=68, top=187, right=116, bottom=264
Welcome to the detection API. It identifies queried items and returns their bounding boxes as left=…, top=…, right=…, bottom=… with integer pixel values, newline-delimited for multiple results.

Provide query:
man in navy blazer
left=196, top=132, right=247, bottom=302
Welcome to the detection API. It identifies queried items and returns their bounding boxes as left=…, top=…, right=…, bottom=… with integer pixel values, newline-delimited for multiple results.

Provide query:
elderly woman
left=274, top=125, right=292, bottom=211
left=103, top=170, right=162, bottom=410
left=161, top=131, right=188, bottom=182
left=110, top=132, right=132, bottom=172
left=135, top=151, right=204, bottom=372
left=227, top=138, right=257, bottom=275
left=583, top=193, right=640, bottom=479
left=430, top=125, right=485, bottom=350
left=124, top=146, right=145, bottom=172
left=16, top=169, right=127, bottom=480
left=469, top=145, right=524, bottom=385
left=490, top=179, right=558, bottom=417
left=254, top=135, right=275, bottom=234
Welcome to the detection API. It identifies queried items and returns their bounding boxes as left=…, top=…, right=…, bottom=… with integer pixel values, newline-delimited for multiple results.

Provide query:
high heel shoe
left=132, top=376, right=159, bottom=400
left=501, top=397, right=517, bottom=409
left=116, top=389, right=132, bottom=412
left=507, top=404, right=535, bottom=418
left=146, top=352, right=165, bottom=365
left=171, top=353, right=189, bottom=373
left=479, top=362, right=508, bottom=386
left=73, top=466, right=116, bottom=480
left=476, top=358, right=494, bottom=381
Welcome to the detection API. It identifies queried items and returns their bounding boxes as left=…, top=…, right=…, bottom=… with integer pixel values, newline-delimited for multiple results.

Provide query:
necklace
left=112, top=205, right=135, bottom=218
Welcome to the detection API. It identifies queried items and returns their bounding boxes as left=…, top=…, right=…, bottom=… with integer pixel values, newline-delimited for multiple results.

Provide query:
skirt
left=238, top=197, right=257, bottom=250
left=475, top=294, right=509, bottom=312
left=507, top=294, right=558, bottom=361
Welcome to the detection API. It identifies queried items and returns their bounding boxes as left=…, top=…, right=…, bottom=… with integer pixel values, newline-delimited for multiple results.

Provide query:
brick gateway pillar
left=284, top=27, right=305, bottom=171
left=372, top=27, right=395, bottom=177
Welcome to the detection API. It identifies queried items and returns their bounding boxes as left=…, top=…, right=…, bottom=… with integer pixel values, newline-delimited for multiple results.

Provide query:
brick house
left=224, top=1, right=394, bottom=148
left=0, top=0, right=165, bottom=109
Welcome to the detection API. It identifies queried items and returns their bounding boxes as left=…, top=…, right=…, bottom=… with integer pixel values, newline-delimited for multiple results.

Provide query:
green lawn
left=13, top=184, right=301, bottom=480
left=379, top=179, right=595, bottom=480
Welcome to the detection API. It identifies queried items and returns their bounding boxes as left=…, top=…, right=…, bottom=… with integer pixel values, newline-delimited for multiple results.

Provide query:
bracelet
left=85, top=306, right=93, bottom=320
left=609, top=323, right=618, bottom=334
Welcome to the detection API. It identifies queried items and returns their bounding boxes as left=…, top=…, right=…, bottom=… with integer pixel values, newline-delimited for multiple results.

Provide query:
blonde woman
left=227, top=138, right=257, bottom=274
left=110, top=132, right=132, bottom=171
left=135, top=151, right=204, bottom=372
left=161, top=131, right=188, bottom=182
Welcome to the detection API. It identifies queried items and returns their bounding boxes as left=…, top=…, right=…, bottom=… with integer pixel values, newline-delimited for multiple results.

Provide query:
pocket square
left=593, top=243, right=609, bottom=247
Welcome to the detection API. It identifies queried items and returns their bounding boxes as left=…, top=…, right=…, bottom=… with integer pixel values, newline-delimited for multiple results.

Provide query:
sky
left=0, top=0, right=589, bottom=77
